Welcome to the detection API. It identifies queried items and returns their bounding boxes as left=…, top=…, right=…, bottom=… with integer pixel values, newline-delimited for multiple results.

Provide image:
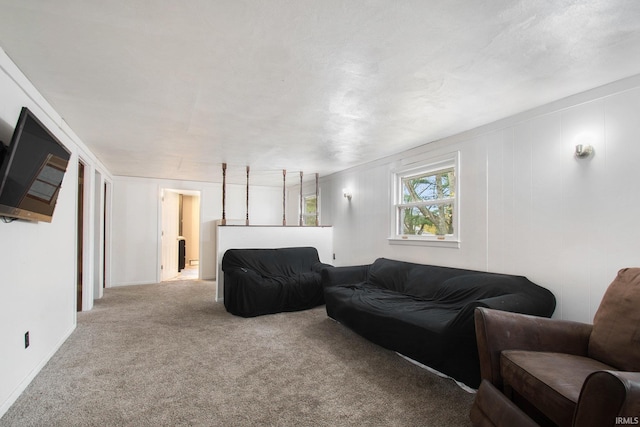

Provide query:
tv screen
left=0, top=107, right=71, bottom=222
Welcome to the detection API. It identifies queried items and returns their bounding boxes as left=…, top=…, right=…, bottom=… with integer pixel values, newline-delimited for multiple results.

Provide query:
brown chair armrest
left=573, top=371, right=640, bottom=427
left=474, top=307, right=593, bottom=388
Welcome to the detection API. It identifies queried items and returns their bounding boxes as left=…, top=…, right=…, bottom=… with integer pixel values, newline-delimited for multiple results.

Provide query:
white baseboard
left=0, top=324, right=76, bottom=418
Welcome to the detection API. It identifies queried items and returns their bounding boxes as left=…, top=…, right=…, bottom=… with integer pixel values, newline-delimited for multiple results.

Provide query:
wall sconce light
left=342, top=188, right=352, bottom=201
left=575, top=144, right=594, bottom=159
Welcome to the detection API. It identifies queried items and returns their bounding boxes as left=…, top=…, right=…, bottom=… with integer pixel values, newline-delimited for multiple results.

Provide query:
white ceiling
left=1, top=1, right=640, bottom=185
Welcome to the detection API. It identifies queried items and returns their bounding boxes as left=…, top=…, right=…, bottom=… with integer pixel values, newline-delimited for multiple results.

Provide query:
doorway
left=160, top=189, right=201, bottom=281
left=103, top=181, right=111, bottom=288
left=76, top=161, right=84, bottom=311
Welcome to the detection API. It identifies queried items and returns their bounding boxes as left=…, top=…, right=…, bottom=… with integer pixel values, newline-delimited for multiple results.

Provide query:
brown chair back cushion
left=588, top=268, right=640, bottom=370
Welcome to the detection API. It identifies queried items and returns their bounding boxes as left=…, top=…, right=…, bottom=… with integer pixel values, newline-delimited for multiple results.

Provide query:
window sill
left=387, top=237, right=460, bottom=249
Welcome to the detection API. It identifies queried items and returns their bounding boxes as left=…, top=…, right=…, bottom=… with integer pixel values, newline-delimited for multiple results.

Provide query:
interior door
left=76, top=161, right=84, bottom=311
left=161, top=190, right=180, bottom=281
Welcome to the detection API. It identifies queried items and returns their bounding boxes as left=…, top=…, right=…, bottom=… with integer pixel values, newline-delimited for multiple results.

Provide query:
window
left=301, top=194, right=318, bottom=226
left=390, top=152, right=459, bottom=246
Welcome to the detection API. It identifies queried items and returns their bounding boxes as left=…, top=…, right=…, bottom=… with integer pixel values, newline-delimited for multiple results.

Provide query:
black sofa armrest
left=312, top=262, right=334, bottom=274
left=321, top=264, right=369, bottom=288
left=476, top=293, right=553, bottom=317
left=450, top=292, right=555, bottom=334
left=573, top=371, right=640, bottom=427
left=474, top=307, right=593, bottom=388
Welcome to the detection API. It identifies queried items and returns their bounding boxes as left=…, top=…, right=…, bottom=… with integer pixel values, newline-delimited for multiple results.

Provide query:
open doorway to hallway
left=160, top=189, right=201, bottom=281
left=77, top=161, right=85, bottom=311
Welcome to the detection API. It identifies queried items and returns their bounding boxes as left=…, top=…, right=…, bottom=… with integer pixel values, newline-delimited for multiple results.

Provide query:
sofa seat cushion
left=328, top=283, right=463, bottom=332
left=324, top=281, right=487, bottom=386
left=501, top=350, right=614, bottom=427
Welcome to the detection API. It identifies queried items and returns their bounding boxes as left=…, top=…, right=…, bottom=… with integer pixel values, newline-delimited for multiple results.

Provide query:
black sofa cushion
left=222, top=247, right=330, bottom=317
left=323, top=258, right=556, bottom=388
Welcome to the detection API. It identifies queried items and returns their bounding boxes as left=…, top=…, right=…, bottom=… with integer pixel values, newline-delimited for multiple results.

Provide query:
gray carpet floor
left=1, top=279, right=474, bottom=426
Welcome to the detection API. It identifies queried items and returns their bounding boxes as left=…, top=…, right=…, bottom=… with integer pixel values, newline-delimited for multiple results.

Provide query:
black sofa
left=222, top=247, right=331, bottom=317
left=322, top=258, right=556, bottom=388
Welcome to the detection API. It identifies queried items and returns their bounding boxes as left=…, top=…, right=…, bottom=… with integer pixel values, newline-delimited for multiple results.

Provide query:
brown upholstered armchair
left=470, top=268, right=640, bottom=427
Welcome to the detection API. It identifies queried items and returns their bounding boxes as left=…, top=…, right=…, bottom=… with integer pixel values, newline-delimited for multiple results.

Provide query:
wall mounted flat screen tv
left=0, top=107, right=71, bottom=222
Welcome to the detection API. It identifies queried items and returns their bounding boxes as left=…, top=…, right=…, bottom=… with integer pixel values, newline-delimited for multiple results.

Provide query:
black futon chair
left=222, top=247, right=331, bottom=317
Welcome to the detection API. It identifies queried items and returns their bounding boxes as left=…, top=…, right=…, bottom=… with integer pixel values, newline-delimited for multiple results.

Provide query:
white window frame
left=389, top=151, right=460, bottom=248
left=300, top=192, right=319, bottom=226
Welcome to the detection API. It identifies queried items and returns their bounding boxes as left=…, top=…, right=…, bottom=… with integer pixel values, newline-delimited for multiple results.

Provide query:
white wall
left=110, top=176, right=284, bottom=286
left=321, top=75, right=640, bottom=323
left=0, top=48, right=111, bottom=416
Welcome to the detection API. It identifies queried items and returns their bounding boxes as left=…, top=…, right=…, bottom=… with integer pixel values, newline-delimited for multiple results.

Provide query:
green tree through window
left=302, top=194, right=317, bottom=226
left=401, top=169, right=454, bottom=235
